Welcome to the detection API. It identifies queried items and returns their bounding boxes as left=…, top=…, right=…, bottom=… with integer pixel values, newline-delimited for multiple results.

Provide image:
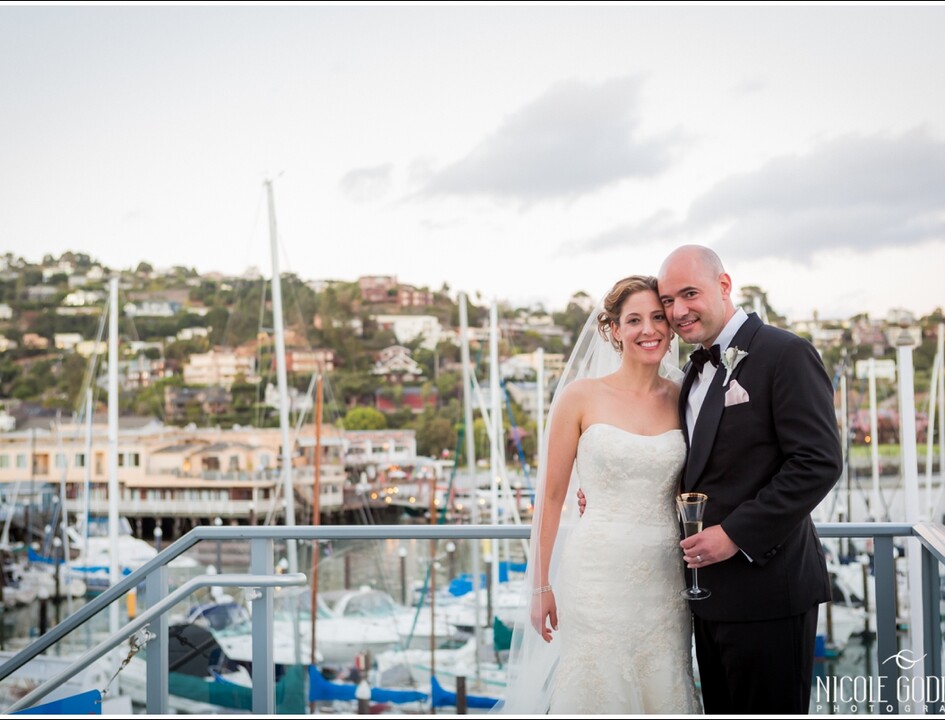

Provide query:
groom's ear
left=718, top=272, right=733, bottom=300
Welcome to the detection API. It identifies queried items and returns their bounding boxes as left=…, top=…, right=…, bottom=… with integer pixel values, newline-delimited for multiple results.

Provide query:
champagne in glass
left=677, top=492, right=711, bottom=600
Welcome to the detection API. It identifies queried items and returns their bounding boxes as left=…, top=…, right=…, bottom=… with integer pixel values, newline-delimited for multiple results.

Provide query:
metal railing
left=0, top=522, right=943, bottom=714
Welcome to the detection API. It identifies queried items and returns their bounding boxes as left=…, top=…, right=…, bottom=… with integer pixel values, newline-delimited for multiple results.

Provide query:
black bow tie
left=690, top=344, right=721, bottom=373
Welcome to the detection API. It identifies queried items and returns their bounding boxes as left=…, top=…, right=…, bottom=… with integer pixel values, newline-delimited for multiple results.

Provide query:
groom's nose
left=673, top=301, right=690, bottom=322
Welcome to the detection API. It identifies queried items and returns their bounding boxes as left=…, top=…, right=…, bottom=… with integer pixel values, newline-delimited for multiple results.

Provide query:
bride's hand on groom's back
left=577, top=488, right=586, bottom=516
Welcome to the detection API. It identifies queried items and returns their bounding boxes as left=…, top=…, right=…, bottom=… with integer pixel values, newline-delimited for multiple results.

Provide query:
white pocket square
left=724, top=379, right=750, bottom=407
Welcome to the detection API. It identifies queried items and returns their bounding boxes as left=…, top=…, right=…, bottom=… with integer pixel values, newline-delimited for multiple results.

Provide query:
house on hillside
left=374, top=386, right=437, bottom=414
left=373, top=315, right=444, bottom=350
left=358, top=275, right=398, bottom=303
left=372, top=346, right=424, bottom=382
left=183, top=349, right=258, bottom=388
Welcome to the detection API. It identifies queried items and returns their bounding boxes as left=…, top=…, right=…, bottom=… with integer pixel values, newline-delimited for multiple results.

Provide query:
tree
left=331, top=371, right=381, bottom=407
left=738, top=286, right=786, bottom=327
left=552, top=299, right=593, bottom=355
left=414, top=415, right=456, bottom=458
left=343, top=406, right=387, bottom=430
left=54, top=354, right=89, bottom=408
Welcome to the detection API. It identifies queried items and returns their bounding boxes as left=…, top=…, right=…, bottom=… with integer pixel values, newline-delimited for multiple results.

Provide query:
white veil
left=496, top=299, right=682, bottom=714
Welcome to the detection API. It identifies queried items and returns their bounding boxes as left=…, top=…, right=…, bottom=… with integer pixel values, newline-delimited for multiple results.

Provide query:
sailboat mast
left=265, top=179, right=298, bottom=574
left=939, top=324, right=945, bottom=516
left=868, top=358, right=881, bottom=520
left=309, top=373, right=322, bottom=672
left=536, top=348, right=544, bottom=469
left=107, top=277, right=121, bottom=638
left=82, top=388, right=92, bottom=571
left=895, top=328, right=924, bottom=669
left=458, top=293, right=482, bottom=680
left=488, top=302, right=501, bottom=599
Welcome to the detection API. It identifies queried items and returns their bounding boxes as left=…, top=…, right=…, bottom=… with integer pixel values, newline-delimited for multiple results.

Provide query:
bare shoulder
left=553, top=377, right=608, bottom=419
left=659, top=376, right=681, bottom=404
left=556, top=377, right=601, bottom=407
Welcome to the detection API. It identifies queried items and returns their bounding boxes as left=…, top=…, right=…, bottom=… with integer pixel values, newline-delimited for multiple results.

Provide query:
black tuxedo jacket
left=679, top=313, right=842, bottom=622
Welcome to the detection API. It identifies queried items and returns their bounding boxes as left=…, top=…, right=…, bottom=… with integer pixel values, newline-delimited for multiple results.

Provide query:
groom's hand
left=680, top=525, right=738, bottom=568
left=577, top=488, right=586, bottom=516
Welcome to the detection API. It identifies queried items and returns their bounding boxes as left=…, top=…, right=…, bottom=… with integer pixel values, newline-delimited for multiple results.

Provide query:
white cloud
left=690, top=128, right=945, bottom=261
left=339, top=164, right=394, bottom=203
left=562, top=210, right=683, bottom=256
left=422, top=77, right=684, bottom=204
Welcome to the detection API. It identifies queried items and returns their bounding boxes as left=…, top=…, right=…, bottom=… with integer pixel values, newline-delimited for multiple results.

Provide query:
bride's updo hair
left=596, top=275, right=660, bottom=352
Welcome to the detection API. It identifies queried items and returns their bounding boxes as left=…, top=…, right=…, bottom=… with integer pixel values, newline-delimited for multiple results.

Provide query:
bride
left=499, top=275, right=701, bottom=714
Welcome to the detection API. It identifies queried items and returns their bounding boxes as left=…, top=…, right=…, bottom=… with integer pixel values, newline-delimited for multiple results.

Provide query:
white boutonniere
left=721, top=346, right=748, bottom=386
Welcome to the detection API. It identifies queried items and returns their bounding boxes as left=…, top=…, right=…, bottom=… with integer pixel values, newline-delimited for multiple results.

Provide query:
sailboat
left=61, top=515, right=196, bottom=594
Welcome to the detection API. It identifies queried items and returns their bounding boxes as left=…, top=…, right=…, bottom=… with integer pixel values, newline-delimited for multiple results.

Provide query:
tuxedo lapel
left=679, top=363, right=697, bottom=448
left=684, top=366, right=727, bottom=490
left=683, top=314, right=765, bottom=490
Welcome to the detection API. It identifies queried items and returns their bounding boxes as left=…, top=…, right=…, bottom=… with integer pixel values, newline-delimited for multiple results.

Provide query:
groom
left=658, top=245, right=842, bottom=714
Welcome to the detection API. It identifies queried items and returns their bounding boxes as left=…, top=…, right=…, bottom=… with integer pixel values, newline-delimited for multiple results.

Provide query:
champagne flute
left=677, top=492, right=711, bottom=600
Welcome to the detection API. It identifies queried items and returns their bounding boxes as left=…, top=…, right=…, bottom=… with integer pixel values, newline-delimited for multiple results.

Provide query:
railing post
left=145, top=565, right=169, bottom=714
left=874, top=535, right=899, bottom=713
left=921, top=544, right=943, bottom=713
left=251, top=537, right=276, bottom=714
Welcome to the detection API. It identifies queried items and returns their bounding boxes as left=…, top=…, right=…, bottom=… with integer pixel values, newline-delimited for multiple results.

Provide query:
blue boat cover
left=308, top=666, right=427, bottom=704
left=431, top=675, right=500, bottom=709
left=12, top=689, right=102, bottom=715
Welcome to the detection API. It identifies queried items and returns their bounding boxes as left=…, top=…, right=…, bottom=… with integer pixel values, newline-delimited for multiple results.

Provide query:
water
left=812, top=633, right=882, bottom=714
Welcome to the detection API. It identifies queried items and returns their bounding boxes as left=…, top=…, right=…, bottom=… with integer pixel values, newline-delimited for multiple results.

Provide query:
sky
left=2, top=3, right=945, bottom=322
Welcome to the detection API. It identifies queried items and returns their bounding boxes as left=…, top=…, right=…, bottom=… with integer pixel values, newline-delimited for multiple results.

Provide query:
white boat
left=63, top=516, right=197, bottom=592
left=2, top=559, right=85, bottom=607
left=437, top=580, right=528, bottom=631
left=184, top=589, right=402, bottom=667
left=0, top=648, right=112, bottom=710
left=375, top=633, right=508, bottom=695
left=321, top=586, right=466, bottom=653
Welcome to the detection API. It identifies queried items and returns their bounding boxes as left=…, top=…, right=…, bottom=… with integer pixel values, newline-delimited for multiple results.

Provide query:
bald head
left=657, top=245, right=736, bottom=347
left=658, top=245, right=725, bottom=282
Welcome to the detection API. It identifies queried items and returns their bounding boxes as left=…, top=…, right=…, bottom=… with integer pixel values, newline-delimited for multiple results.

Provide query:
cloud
left=562, top=209, right=683, bottom=256
left=422, top=77, right=683, bottom=204
left=687, top=128, right=945, bottom=261
left=339, top=163, right=394, bottom=203
left=732, top=77, right=766, bottom=96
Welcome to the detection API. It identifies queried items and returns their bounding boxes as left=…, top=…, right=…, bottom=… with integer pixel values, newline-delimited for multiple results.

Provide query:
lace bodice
left=576, top=424, right=685, bottom=529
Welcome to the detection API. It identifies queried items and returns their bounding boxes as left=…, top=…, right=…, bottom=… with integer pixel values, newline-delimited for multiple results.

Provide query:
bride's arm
left=532, top=382, right=584, bottom=641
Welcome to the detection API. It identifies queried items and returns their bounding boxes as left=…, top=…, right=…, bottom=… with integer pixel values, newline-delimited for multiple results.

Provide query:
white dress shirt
left=685, top=307, right=751, bottom=560
left=686, top=308, right=749, bottom=440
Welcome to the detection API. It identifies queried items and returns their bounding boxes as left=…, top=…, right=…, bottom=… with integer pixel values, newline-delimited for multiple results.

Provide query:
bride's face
left=612, top=290, right=671, bottom=363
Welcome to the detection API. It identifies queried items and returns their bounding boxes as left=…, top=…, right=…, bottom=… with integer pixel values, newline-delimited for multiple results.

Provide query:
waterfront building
left=0, top=422, right=348, bottom=540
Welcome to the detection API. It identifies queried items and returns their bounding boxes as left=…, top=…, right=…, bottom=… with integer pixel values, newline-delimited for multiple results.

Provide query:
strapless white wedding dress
left=550, top=424, right=702, bottom=714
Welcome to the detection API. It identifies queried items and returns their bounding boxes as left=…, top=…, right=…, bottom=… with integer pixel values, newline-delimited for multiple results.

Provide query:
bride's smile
left=611, top=290, right=672, bottom=363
